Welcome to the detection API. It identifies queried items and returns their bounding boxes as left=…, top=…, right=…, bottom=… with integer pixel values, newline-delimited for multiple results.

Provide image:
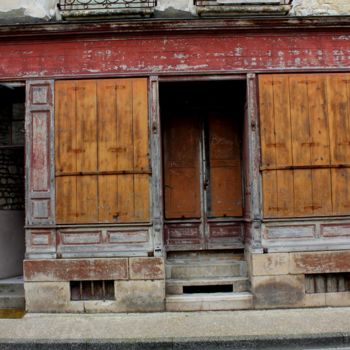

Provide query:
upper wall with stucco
left=0, top=0, right=349, bottom=22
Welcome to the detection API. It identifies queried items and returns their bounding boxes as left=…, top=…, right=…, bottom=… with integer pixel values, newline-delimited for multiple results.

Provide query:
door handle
left=203, top=178, right=209, bottom=190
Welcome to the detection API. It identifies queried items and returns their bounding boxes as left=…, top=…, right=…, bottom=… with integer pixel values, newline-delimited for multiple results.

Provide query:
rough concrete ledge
left=0, top=334, right=349, bottom=350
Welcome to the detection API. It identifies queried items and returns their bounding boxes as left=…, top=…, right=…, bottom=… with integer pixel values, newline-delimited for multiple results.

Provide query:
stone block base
left=248, top=251, right=350, bottom=309
left=24, top=257, right=165, bottom=313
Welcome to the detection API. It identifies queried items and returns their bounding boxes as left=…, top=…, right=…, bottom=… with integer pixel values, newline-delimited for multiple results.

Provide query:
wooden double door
left=163, top=111, right=244, bottom=250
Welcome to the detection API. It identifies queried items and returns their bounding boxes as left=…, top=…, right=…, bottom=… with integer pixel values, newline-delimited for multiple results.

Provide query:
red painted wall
left=1, top=31, right=350, bottom=79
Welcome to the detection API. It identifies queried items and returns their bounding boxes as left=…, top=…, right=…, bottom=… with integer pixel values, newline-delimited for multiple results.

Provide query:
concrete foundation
left=248, top=250, right=350, bottom=309
left=24, top=257, right=165, bottom=313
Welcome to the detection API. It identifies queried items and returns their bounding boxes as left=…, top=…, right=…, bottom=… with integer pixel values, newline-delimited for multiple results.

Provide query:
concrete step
left=166, top=261, right=247, bottom=279
left=0, top=276, right=24, bottom=295
left=166, top=276, right=250, bottom=295
left=166, top=292, right=253, bottom=311
left=0, top=276, right=25, bottom=310
left=0, top=295, right=25, bottom=309
left=167, top=251, right=244, bottom=263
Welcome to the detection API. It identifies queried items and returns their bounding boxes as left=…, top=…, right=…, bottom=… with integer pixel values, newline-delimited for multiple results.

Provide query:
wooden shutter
left=55, top=78, right=150, bottom=224
left=259, top=73, right=350, bottom=218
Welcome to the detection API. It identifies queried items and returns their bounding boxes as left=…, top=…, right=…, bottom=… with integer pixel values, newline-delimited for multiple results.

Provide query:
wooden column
left=25, top=80, right=55, bottom=226
left=150, top=76, right=164, bottom=257
left=246, top=73, right=263, bottom=252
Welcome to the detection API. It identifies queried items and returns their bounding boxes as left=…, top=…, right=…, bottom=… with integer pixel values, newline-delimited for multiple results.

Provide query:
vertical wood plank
left=98, top=175, right=118, bottom=223
left=272, top=75, right=294, bottom=217
left=76, top=80, right=97, bottom=173
left=307, top=75, right=332, bottom=215
left=208, top=112, right=242, bottom=217
left=328, top=74, right=350, bottom=214
left=55, top=176, right=76, bottom=224
left=97, top=80, right=118, bottom=223
left=134, top=175, right=150, bottom=221
left=55, top=81, right=77, bottom=224
left=163, top=114, right=201, bottom=219
left=259, top=75, right=277, bottom=217
left=289, top=75, right=313, bottom=216
left=327, top=74, right=350, bottom=165
left=133, top=78, right=150, bottom=221
left=116, top=79, right=134, bottom=221
left=133, top=78, right=149, bottom=171
left=55, top=81, right=76, bottom=174
left=76, top=80, right=98, bottom=222
left=97, top=80, right=118, bottom=172
left=76, top=175, right=98, bottom=223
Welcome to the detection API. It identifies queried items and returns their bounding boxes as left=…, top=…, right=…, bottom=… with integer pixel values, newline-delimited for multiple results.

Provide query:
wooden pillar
left=149, top=76, right=164, bottom=257
left=246, top=73, right=263, bottom=252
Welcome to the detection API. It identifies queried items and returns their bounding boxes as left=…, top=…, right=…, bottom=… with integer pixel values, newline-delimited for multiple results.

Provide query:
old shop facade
left=2, top=16, right=350, bottom=312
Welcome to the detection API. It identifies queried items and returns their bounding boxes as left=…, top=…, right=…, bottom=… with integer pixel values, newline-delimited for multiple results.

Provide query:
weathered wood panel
left=208, top=112, right=242, bottom=217
left=56, top=227, right=153, bottom=257
left=55, top=78, right=150, bottom=224
left=163, top=114, right=201, bottom=219
left=24, top=258, right=128, bottom=282
left=3, top=32, right=350, bottom=79
left=26, top=80, right=55, bottom=226
left=25, top=229, right=56, bottom=259
left=259, top=73, right=350, bottom=219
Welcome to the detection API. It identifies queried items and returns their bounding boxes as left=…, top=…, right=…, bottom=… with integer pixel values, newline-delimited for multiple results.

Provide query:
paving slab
left=1, top=308, right=350, bottom=349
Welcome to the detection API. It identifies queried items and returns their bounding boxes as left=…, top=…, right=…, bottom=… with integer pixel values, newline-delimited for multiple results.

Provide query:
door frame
left=150, top=73, right=261, bottom=253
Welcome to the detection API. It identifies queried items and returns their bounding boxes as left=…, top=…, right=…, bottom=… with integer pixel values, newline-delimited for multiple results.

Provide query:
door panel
left=208, top=113, right=243, bottom=217
left=163, top=111, right=243, bottom=251
left=163, top=115, right=201, bottom=219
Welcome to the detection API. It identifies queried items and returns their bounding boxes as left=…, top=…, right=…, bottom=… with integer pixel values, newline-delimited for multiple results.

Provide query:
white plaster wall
left=0, top=0, right=350, bottom=20
left=157, top=0, right=196, bottom=15
left=290, top=0, right=350, bottom=16
left=0, top=0, right=58, bottom=19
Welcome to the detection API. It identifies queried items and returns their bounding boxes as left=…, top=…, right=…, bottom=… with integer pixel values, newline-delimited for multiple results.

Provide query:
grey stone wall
left=0, top=147, right=25, bottom=210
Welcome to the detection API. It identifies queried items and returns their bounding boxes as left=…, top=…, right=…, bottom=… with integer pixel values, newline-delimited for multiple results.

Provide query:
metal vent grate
left=58, top=0, right=157, bottom=11
left=70, top=280, right=115, bottom=301
left=305, top=273, right=350, bottom=294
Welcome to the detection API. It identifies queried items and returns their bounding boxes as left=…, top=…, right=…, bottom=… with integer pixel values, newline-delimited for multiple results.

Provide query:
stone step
left=0, top=295, right=25, bottom=310
left=166, top=261, right=247, bottom=279
left=166, top=292, right=253, bottom=311
left=0, top=277, right=24, bottom=295
left=167, top=251, right=244, bottom=263
left=166, top=276, right=250, bottom=295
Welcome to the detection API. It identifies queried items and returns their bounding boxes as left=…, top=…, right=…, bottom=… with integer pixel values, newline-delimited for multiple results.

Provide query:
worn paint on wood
left=56, top=227, right=153, bottom=257
left=25, top=229, right=56, bottom=259
left=24, top=258, right=129, bottom=281
left=208, top=112, right=242, bottom=217
left=55, top=78, right=150, bottom=224
left=26, top=80, right=55, bottom=226
left=259, top=73, right=350, bottom=218
left=163, top=114, right=201, bottom=219
left=2, top=32, right=350, bottom=80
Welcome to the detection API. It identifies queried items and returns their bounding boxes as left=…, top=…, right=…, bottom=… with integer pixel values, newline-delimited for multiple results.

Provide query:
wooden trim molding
left=1, top=17, right=350, bottom=39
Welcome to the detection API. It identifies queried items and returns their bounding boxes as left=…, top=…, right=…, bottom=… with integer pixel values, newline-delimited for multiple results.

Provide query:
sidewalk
left=1, top=308, right=350, bottom=349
